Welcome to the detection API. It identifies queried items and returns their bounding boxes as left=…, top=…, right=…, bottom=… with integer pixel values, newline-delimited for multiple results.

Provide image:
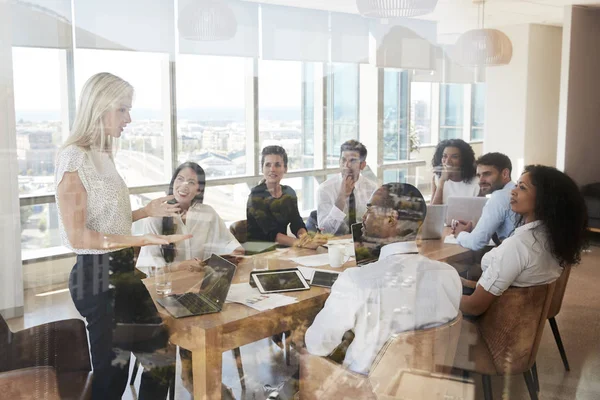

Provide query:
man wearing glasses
left=316, top=140, right=378, bottom=235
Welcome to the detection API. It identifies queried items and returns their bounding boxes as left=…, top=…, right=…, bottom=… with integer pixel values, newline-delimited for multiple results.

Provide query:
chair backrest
left=477, top=282, right=556, bottom=375
left=229, top=220, right=247, bottom=244
left=548, top=265, right=571, bottom=319
left=368, top=314, right=463, bottom=395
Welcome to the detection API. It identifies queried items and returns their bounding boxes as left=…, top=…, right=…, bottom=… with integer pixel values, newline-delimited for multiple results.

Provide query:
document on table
left=226, top=283, right=297, bottom=312
left=389, top=241, right=419, bottom=254
left=444, top=235, right=495, bottom=246
left=289, top=253, right=330, bottom=267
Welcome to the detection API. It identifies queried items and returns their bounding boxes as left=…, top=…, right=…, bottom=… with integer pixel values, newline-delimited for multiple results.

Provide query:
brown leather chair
left=299, top=314, right=463, bottom=400
left=230, top=220, right=248, bottom=244
left=453, top=282, right=556, bottom=400
left=547, top=266, right=572, bottom=371
left=0, top=315, right=92, bottom=400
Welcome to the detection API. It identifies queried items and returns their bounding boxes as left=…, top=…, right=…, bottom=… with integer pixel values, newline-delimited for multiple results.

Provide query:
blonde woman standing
left=55, top=73, right=189, bottom=399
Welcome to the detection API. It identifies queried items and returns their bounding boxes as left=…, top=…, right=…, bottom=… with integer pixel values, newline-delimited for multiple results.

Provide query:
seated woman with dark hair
left=247, top=145, right=322, bottom=249
left=431, top=139, right=480, bottom=204
left=136, top=162, right=243, bottom=272
left=460, top=165, right=588, bottom=316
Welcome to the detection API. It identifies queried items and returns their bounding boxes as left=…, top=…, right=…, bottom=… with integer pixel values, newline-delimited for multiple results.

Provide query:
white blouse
left=477, top=220, right=562, bottom=296
left=136, top=203, right=241, bottom=268
left=434, top=175, right=480, bottom=204
left=55, top=145, right=132, bottom=254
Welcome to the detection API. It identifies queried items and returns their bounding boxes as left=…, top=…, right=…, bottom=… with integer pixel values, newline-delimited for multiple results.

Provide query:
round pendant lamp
left=178, top=0, right=237, bottom=41
left=454, top=28, right=512, bottom=66
left=356, top=0, right=439, bottom=18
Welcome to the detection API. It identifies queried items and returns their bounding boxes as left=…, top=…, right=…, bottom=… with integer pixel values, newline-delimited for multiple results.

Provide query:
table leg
left=192, top=329, right=222, bottom=400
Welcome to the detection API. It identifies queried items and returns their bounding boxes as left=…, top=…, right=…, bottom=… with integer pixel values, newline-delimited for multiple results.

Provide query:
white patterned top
left=55, top=145, right=132, bottom=254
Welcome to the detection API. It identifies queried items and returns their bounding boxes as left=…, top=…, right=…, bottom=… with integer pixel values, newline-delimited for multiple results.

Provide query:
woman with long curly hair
left=460, top=165, right=588, bottom=316
left=431, top=139, right=480, bottom=204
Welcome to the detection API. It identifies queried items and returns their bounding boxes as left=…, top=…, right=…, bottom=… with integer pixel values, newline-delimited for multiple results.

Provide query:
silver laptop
left=445, top=196, right=488, bottom=226
left=419, top=205, right=447, bottom=240
left=156, top=254, right=236, bottom=318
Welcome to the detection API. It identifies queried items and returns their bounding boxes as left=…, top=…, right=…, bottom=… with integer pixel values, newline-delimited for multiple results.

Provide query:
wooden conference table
left=146, top=230, right=472, bottom=400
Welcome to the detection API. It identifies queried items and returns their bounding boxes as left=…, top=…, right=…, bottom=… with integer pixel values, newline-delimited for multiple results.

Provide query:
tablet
left=251, top=270, right=310, bottom=294
left=311, top=270, right=340, bottom=288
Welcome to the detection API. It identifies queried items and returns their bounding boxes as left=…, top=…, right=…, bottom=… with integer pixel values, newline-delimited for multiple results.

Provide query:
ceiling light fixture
left=356, top=0, right=439, bottom=18
left=454, top=0, right=512, bottom=66
left=178, top=0, right=237, bottom=41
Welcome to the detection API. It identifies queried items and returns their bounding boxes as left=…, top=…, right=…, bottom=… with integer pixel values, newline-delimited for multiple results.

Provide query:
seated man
left=317, top=140, right=378, bottom=235
left=305, top=183, right=461, bottom=374
left=452, top=152, right=517, bottom=250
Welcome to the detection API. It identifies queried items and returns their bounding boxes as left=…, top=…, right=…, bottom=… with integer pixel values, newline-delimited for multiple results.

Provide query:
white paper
left=444, top=235, right=495, bottom=246
left=226, top=283, right=297, bottom=311
left=289, top=253, right=330, bottom=267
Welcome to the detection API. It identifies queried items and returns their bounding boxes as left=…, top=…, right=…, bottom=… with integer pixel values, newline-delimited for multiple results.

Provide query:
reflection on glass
left=20, top=204, right=62, bottom=256
left=410, top=82, right=432, bottom=145
left=383, top=70, right=409, bottom=162
left=13, top=47, right=65, bottom=196
left=327, top=63, right=359, bottom=166
left=177, top=55, right=247, bottom=177
left=471, top=83, right=486, bottom=141
left=259, top=60, right=308, bottom=171
left=75, top=49, right=169, bottom=187
left=439, top=84, right=465, bottom=141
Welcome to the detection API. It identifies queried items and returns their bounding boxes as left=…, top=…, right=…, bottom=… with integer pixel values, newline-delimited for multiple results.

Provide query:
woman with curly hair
left=460, top=165, right=588, bottom=316
left=431, top=139, right=480, bottom=204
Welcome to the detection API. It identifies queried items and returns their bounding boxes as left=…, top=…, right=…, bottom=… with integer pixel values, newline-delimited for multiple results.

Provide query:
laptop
left=351, top=222, right=379, bottom=266
left=419, top=204, right=447, bottom=240
left=156, top=254, right=236, bottom=318
left=242, top=241, right=277, bottom=255
left=445, top=196, right=488, bottom=227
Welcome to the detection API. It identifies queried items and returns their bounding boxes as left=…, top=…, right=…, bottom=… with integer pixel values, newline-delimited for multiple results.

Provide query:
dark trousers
left=69, top=248, right=173, bottom=400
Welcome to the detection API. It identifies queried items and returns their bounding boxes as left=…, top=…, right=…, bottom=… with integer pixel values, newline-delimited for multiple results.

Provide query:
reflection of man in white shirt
left=305, top=184, right=461, bottom=374
left=317, top=140, right=378, bottom=235
left=453, top=152, right=518, bottom=250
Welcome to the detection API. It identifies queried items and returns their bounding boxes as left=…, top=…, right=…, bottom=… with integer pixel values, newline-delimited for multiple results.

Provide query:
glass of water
left=156, top=244, right=175, bottom=296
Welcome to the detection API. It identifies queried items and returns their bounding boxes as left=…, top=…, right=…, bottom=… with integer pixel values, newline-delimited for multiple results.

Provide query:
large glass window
left=410, top=82, right=433, bottom=145
left=258, top=60, right=305, bottom=171
left=471, top=83, right=486, bottom=141
left=439, top=83, right=465, bottom=141
left=301, top=63, right=315, bottom=169
left=13, top=47, right=65, bottom=196
left=176, top=55, right=247, bottom=178
left=75, top=49, right=170, bottom=187
left=383, top=70, right=409, bottom=162
left=327, top=63, right=359, bottom=166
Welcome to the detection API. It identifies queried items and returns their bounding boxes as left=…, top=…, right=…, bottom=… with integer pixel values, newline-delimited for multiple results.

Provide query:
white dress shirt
left=457, top=181, right=518, bottom=250
left=317, top=174, right=378, bottom=234
left=305, top=246, right=461, bottom=374
left=136, top=203, right=241, bottom=268
left=477, top=220, right=562, bottom=296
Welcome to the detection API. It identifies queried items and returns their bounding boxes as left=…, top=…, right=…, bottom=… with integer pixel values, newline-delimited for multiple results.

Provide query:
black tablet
left=311, top=270, right=340, bottom=288
left=251, top=269, right=311, bottom=294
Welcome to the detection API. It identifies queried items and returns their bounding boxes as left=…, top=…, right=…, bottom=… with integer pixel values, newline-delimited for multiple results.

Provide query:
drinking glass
left=156, top=244, right=175, bottom=295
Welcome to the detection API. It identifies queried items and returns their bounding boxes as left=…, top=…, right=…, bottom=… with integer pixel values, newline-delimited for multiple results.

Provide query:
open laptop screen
left=199, top=254, right=237, bottom=305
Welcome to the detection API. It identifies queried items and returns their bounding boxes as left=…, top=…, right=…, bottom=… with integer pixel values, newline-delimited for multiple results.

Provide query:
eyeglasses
left=340, top=157, right=361, bottom=166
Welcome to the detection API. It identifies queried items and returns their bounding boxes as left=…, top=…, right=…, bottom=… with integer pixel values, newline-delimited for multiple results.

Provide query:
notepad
left=444, top=235, right=495, bottom=246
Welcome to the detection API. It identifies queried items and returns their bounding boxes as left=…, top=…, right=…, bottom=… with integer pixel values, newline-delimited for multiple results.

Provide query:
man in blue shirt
left=452, top=152, right=517, bottom=250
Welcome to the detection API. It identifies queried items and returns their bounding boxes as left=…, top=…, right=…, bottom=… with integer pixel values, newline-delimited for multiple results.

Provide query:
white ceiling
left=245, top=0, right=600, bottom=41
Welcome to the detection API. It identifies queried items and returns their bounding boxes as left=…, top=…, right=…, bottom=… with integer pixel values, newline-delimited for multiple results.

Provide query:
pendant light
left=356, top=0, right=439, bottom=18
left=179, top=0, right=237, bottom=41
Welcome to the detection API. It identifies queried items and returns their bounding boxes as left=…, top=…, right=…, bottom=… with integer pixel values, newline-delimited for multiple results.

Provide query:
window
left=301, top=63, right=315, bottom=169
left=327, top=63, right=359, bottom=166
left=13, top=47, right=66, bottom=196
left=439, top=83, right=465, bottom=141
left=258, top=60, right=306, bottom=171
left=383, top=70, right=409, bottom=162
left=410, top=82, right=433, bottom=145
left=75, top=49, right=170, bottom=187
left=176, top=55, right=247, bottom=178
left=471, top=83, right=486, bottom=141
